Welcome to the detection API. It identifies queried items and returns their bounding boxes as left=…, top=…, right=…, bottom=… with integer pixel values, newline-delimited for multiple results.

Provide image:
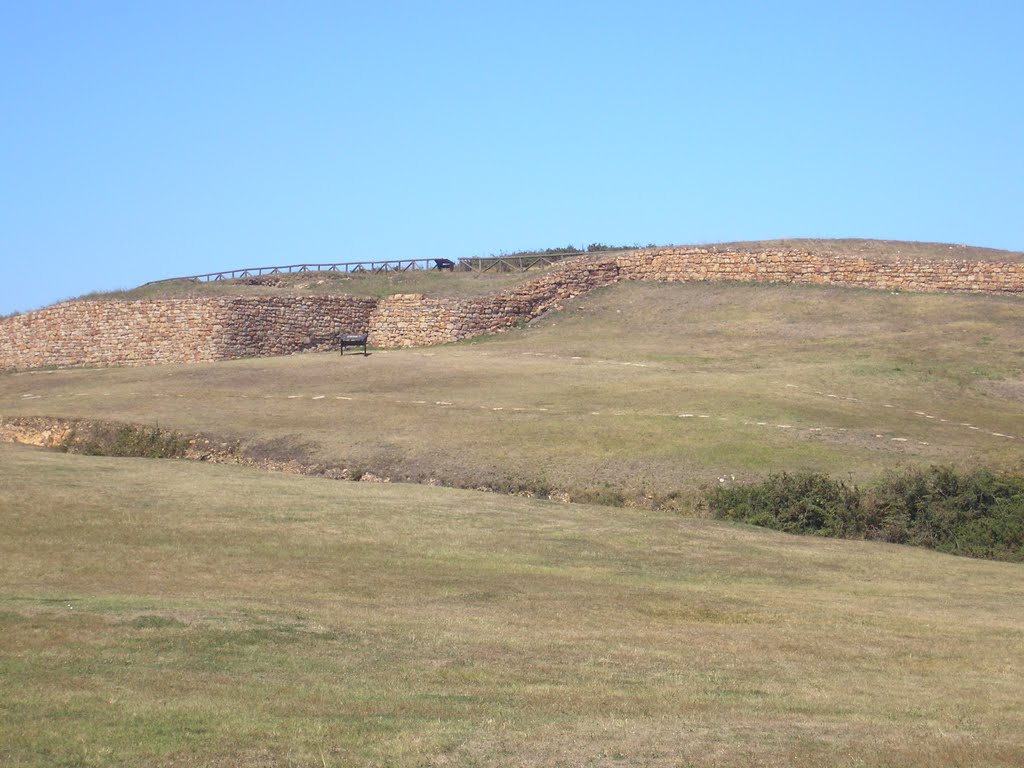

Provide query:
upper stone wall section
left=616, top=248, right=1024, bottom=293
left=2, top=248, right=1022, bottom=370
left=368, top=255, right=620, bottom=347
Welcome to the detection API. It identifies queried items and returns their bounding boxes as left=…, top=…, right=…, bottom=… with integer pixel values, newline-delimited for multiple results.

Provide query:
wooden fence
left=142, top=250, right=631, bottom=286
left=143, top=259, right=441, bottom=285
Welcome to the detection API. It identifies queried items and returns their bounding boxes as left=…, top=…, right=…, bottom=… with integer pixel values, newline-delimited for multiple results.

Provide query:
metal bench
left=339, top=333, right=368, bottom=356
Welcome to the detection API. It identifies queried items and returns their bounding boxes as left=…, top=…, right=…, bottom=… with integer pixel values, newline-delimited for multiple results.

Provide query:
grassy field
left=3, top=443, right=1023, bottom=767
left=3, top=281, right=1022, bottom=504
left=4, top=272, right=1024, bottom=765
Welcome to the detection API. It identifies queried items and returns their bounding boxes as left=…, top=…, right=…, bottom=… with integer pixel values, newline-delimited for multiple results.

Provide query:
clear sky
left=2, top=1, right=1022, bottom=314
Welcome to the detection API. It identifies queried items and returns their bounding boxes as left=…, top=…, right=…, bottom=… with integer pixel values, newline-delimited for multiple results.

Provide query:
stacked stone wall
left=220, top=296, right=377, bottom=359
left=368, top=256, right=620, bottom=347
left=0, top=299, right=223, bottom=369
left=616, top=248, right=1024, bottom=294
left=0, top=295, right=377, bottom=370
left=2, top=248, right=1023, bottom=370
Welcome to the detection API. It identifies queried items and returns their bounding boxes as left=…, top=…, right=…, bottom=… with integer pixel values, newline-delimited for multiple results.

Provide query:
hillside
left=2, top=444, right=1023, bottom=767
left=4, top=243, right=1024, bottom=766
left=3, top=280, right=1022, bottom=504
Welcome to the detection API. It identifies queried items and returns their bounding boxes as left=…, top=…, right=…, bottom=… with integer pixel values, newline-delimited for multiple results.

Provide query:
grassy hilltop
left=69, top=238, right=1024, bottom=303
left=2, top=240, right=1024, bottom=766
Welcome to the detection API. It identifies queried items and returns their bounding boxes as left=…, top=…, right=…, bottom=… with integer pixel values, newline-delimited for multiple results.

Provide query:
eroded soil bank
left=0, top=415, right=594, bottom=500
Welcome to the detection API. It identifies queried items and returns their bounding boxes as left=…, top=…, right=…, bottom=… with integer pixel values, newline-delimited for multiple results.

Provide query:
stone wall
left=616, top=248, right=1024, bottom=294
left=0, top=295, right=377, bottom=370
left=2, top=248, right=1022, bottom=370
left=221, top=296, right=377, bottom=358
left=0, top=299, right=222, bottom=369
left=368, top=255, right=620, bottom=347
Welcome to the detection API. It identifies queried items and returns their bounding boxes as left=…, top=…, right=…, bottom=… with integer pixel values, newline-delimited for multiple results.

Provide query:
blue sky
left=2, top=1, right=1022, bottom=314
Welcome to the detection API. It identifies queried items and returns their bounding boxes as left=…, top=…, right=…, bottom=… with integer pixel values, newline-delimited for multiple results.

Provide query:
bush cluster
left=707, top=467, right=1024, bottom=562
left=61, top=424, right=190, bottom=459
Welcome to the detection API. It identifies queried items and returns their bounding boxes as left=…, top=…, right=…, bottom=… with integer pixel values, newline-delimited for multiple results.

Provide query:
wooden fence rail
left=462, top=250, right=636, bottom=273
left=142, top=250, right=629, bottom=286
left=143, top=259, right=440, bottom=285
left=460, top=254, right=568, bottom=272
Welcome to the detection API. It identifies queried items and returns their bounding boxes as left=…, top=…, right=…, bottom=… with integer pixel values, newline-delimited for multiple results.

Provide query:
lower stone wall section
left=221, top=296, right=377, bottom=359
left=0, top=295, right=377, bottom=370
left=0, top=299, right=222, bottom=369
left=2, top=248, right=1023, bottom=370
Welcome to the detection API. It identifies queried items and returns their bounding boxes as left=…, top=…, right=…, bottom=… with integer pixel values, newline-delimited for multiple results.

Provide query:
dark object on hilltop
left=433, top=258, right=456, bottom=271
left=339, top=334, right=368, bottom=356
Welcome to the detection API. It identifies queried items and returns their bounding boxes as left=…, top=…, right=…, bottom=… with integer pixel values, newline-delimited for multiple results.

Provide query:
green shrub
left=863, top=466, right=1024, bottom=559
left=707, top=467, right=1024, bottom=562
left=708, top=472, right=862, bottom=537
left=62, top=424, right=189, bottom=459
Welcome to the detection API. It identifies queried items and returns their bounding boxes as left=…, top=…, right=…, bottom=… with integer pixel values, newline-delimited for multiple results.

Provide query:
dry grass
left=79, top=266, right=556, bottom=302
left=4, top=276, right=1024, bottom=765
left=3, top=281, right=1023, bottom=503
left=2, top=444, right=1023, bottom=766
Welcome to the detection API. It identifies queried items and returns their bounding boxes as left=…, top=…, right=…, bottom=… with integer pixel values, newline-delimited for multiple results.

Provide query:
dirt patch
left=0, top=416, right=336, bottom=477
left=0, top=415, right=581, bottom=503
left=978, top=379, right=1024, bottom=403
